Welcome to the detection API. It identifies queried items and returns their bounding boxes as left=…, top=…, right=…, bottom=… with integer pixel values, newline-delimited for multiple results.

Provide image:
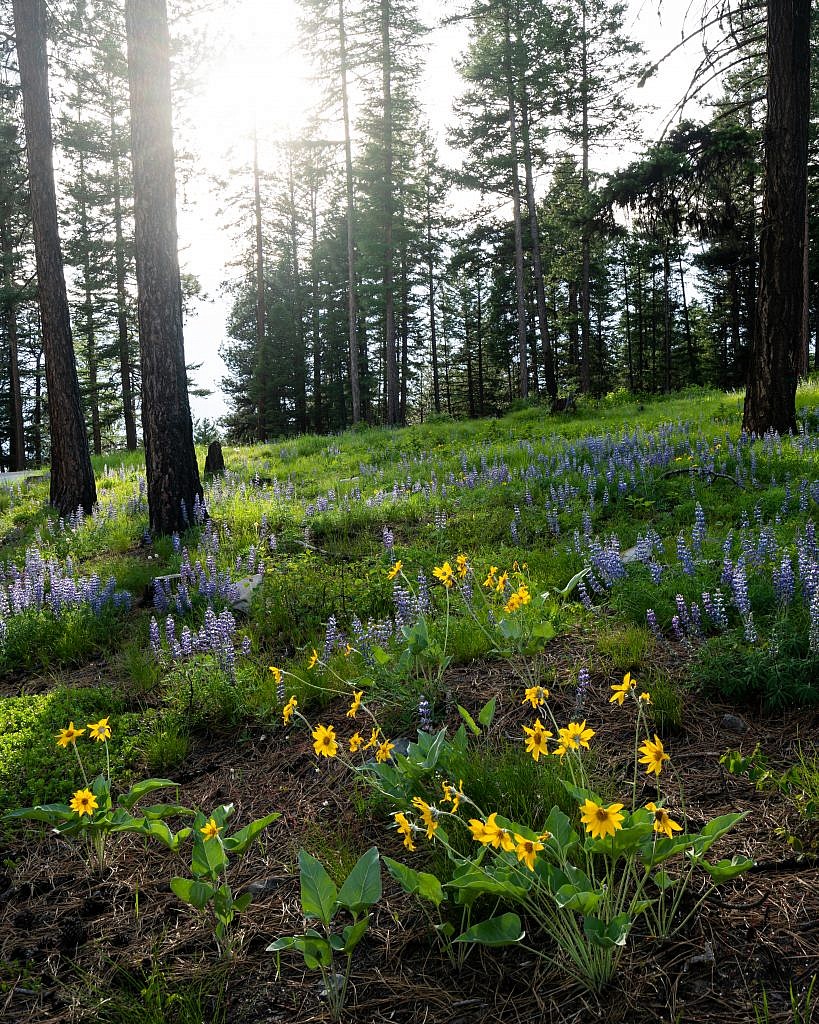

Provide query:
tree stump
left=204, top=440, right=225, bottom=477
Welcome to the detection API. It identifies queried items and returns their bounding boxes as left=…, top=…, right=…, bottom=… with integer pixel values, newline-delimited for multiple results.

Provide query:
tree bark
left=425, top=175, right=440, bottom=414
left=13, top=0, right=97, bottom=513
left=252, top=124, right=268, bottom=441
left=125, top=0, right=202, bottom=533
left=579, top=0, right=591, bottom=395
left=381, top=0, right=399, bottom=425
left=109, top=84, right=138, bottom=450
left=338, top=0, right=361, bottom=424
left=78, top=142, right=102, bottom=455
left=743, top=0, right=811, bottom=435
left=1, top=212, right=24, bottom=470
left=501, top=4, right=528, bottom=399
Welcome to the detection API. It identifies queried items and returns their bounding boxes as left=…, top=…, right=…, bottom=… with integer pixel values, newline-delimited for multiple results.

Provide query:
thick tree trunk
left=253, top=125, right=268, bottom=441
left=338, top=0, right=361, bottom=424
left=517, top=51, right=556, bottom=400
left=1, top=215, right=25, bottom=470
left=381, top=0, right=399, bottom=425
left=13, top=0, right=97, bottom=514
left=125, top=0, right=202, bottom=534
left=502, top=5, right=528, bottom=399
left=743, top=0, right=811, bottom=435
left=110, top=87, right=138, bottom=450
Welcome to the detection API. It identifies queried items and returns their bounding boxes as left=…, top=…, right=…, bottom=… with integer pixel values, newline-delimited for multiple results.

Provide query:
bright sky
left=177, top=0, right=708, bottom=422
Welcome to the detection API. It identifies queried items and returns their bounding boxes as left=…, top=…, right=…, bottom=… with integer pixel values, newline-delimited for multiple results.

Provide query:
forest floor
left=0, top=388, right=818, bottom=1023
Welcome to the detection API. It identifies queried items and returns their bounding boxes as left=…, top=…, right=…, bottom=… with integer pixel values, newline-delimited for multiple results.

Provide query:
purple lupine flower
left=382, top=525, right=394, bottom=552
left=671, top=615, right=685, bottom=642
left=773, top=554, right=795, bottom=605
left=646, top=608, right=661, bottom=637
left=323, top=615, right=340, bottom=661
left=418, top=694, right=432, bottom=732
left=692, top=503, right=706, bottom=554
left=677, top=534, right=695, bottom=576
left=149, top=616, right=161, bottom=655
left=575, top=667, right=590, bottom=710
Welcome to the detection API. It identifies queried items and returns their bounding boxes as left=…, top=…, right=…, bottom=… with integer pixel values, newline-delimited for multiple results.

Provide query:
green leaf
left=583, top=912, right=632, bottom=948
left=191, top=824, right=228, bottom=879
left=652, top=870, right=677, bottom=891
left=554, top=885, right=601, bottom=915
left=382, top=856, right=445, bottom=908
left=542, top=806, right=579, bottom=851
left=222, top=812, right=281, bottom=854
left=118, top=779, right=179, bottom=811
left=233, top=892, right=253, bottom=914
left=336, top=847, right=382, bottom=914
left=477, top=698, right=496, bottom=729
left=454, top=913, right=524, bottom=946
left=294, top=935, right=333, bottom=969
left=445, top=864, right=526, bottom=900
left=700, top=856, right=754, bottom=883
left=171, top=876, right=215, bottom=911
left=691, top=812, right=748, bottom=855
left=298, top=850, right=338, bottom=927
left=342, top=917, right=369, bottom=953
left=139, top=803, right=194, bottom=820
left=4, top=803, right=73, bottom=824
left=532, top=621, right=556, bottom=641
left=372, top=646, right=391, bottom=667
left=415, top=728, right=448, bottom=770
left=457, top=705, right=481, bottom=737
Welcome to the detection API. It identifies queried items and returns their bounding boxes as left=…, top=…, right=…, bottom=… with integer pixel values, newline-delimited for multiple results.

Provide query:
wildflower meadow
left=0, top=389, right=817, bottom=1023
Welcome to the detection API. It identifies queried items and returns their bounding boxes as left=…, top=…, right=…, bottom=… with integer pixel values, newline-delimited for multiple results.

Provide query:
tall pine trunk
left=252, top=125, right=269, bottom=441
left=109, top=86, right=138, bottom=450
left=77, top=141, right=102, bottom=455
left=338, top=0, right=361, bottom=424
left=125, top=0, right=201, bottom=534
left=743, top=0, right=811, bottom=435
left=13, top=0, right=96, bottom=514
left=1, top=213, right=24, bottom=470
left=579, top=0, right=591, bottom=395
left=381, top=0, right=399, bottom=425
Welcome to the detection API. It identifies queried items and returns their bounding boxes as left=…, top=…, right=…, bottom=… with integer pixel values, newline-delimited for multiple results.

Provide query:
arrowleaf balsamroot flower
left=411, top=797, right=439, bottom=839
left=394, top=812, right=415, bottom=851
left=557, top=720, right=595, bottom=752
left=495, top=571, right=509, bottom=594
left=639, top=692, right=652, bottom=704
left=282, top=696, right=298, bottom=725
left=645, top=802, right=682, bottom=839
left=639, top=735, right=670, bottom=776
left=468, top=817, right=493, bottom=844
left=69, top=788, right=98, bottom=817
left=579, top=799, right=625, bottom=841
left=56, top=722, right=85, bottom=748
left=455, top=554, right=469, bottom=578
left=441, top=779, right=464, bottom=812
left=87, top=717, right=112, bottom=742
left=269, top=666, right=283, bottom=685
left=483, top=812, right=515, bottom=852
left=375, top=738, right=395, bottom=763
left=513, top=834, right=545, bottom=871
left=522, top=685, right=549, bottom=708
left=432, top=562, right=455, bottom=588
left=364, top=727, right=380, bottom=750
left=307, top=648, right=319, bottom=670
left=609, top=672, right=637, bottom=706
left=347, top=691, right=363, bottom=718
left=483, top=566, right=499, bottom=588
left=387, top=560, right=403, bottom=580
left=312, top=724, right=338, bottom=758
left=349, top=732, right=364, bottom=753
left=200, top=817, right=221, bottom=841
left=523, top=719, right=553, bottom=762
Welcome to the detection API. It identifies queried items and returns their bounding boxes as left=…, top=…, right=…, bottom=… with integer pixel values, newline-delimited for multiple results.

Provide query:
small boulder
left=720, top=713, right=750, bottom=734
left=230, top=574, right=264, bottom=615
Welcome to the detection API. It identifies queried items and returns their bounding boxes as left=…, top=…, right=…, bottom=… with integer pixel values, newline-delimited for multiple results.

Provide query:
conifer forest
left=0, top=2, right=816, bottom=1023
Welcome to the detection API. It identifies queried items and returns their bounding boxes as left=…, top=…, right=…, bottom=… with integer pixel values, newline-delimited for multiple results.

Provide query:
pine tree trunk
left=1, top=214, right=25, bottom=470
left=310, top=180, right=322, bottom=432
left=288, top=150, right=307, bottom=433
left=426, top=177, right=440, bottom=414
left=678, top=253, right=697, bottom=384
left=399, top=239, right=408, bottom=424
left=502, top=5, right=528, bottom=399
left=125, top=0, right=201, bottom=534
left=381, top=0, right=399, bottom=426
left=13, top=0, right=97, bottom=514
left=622, top=249, right=633, bottom=392
left=579, top=0, right=591, bottom=395
left=338, top=0, right=361, bottom=424
left=253, top=125, right=268, bottom=441
left=110, top=89, right=138, bottom=451
left=477, top=269, right=485, bottom=415
left=33, top=342, right=43, bottom=466
left=516, top=40, right=556, bottom=400
left=78, top=144, right=102, bottom=455
left=743, top=0, right=811, bottom=435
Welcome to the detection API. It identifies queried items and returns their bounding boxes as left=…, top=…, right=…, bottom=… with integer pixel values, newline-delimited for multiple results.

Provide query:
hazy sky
left=176, top=0, right=710, bottom=421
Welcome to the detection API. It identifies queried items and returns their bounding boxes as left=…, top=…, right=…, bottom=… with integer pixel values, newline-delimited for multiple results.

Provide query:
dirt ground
left=1, top=647, right=817, bottom=1024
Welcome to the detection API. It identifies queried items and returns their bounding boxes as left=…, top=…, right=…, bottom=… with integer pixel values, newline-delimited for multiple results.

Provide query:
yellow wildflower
left=432, top=562, right=455, bottom=588
left=513, top=833, right=544, bottom=871
left=483, top=812, right=516, bottom=852
left=610, top=672, right=636, bottom=706
left=56, top=722, right=85, bottom=748
left=69, top=788, right=98, bottom=817
left=349, top=732, right=364, bottom=753
left=516, top=583, right=531, bottom=605
left=394, top=812, right=415, bottom=851
left=347, top=690, right=363, bottom=718
left=639, top=692, right=652, bottom=704
left=468, top=817, right=492, bottom=843
left=411, top=797, right=439, bottom=840
left=523, top=719, right=553, bottom=762
left=387, top=560, right=403, bottom=580
left=645, top=802, right=683, bottom=840
left=282, top=695, right=298, bottom=725
left=269, top=666, right=282, bottom=685
left=483, top=566, right=499, bottom=589
left=200, top=817, right=221, bottom=841
left=375, top=738, right=395, bottom=763
left=455, top=554, right=469, bottom=578
left=307, top=648, right=319, bottom=670
left=558, top=720, right=595, bottom=751
left=87, top=717, right=112, bottom=742
left=312, top=723, right=338, bottom=759
left=639, top=735, right=669, bottom=777
left=495, top=571, right=509, bottom=593
left=441, top=779, right=464, bottom=812
left=579, top=799, right=625, bottom=841
left=504, top=593, right=522, bottom=614
left=522, top=685, right=549, bottom=708
left=364, top=727, right=380, bottom=750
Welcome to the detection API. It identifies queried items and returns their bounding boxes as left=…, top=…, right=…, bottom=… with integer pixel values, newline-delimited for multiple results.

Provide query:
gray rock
left=720, top=713, right=750, bottom=734
left=246, top=876, right=288, bottom=896
left=230, top=573, right=264, bottom=615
